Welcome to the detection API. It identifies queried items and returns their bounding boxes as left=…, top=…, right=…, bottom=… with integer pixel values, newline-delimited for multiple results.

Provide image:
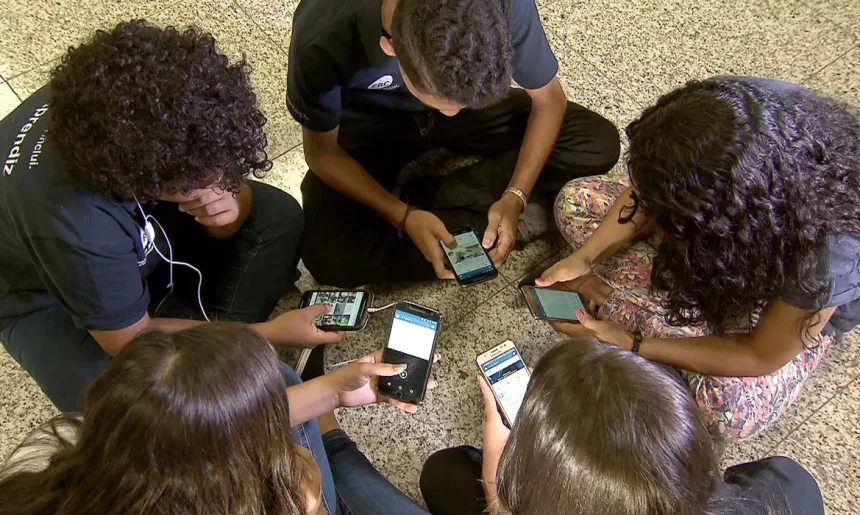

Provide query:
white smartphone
left=476, top=340, right=531, bottom=425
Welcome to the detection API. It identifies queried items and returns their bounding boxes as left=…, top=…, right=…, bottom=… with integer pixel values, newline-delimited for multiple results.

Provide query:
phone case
left=378, top=302, right=441, bottom=404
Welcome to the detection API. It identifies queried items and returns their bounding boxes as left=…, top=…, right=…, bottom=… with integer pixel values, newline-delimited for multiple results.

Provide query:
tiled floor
left=1, top=0, right=858, bottom=512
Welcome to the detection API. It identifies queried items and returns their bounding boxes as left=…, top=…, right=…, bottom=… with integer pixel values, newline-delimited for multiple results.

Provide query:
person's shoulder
left=291, top=0, right=361, bottom=46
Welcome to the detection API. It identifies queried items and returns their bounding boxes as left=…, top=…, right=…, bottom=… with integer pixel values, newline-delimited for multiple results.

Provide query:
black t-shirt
left=0, top=86, right=162, bottom=331
left=286, top=0, right=559, bottom=132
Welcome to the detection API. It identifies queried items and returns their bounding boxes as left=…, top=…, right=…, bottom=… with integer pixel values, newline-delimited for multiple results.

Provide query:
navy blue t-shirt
left=0, top=87, right=161, bottom=331
left=287, top=0, right=559, bottom=132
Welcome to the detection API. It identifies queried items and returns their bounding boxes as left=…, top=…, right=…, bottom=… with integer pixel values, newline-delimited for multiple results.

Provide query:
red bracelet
left=397, top=205, right=417, bottom=239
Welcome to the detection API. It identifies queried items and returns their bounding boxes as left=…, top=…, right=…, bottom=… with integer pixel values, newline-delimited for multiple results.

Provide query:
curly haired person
left=287, top=0, right=621, bottom=287
left=0, top=21, right=340, bottom=413
left=540, top=77, right=860, bottom=440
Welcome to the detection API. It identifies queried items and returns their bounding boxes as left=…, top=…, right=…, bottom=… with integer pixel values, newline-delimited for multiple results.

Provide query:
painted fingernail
left=576, top=309, right=585, bottom=319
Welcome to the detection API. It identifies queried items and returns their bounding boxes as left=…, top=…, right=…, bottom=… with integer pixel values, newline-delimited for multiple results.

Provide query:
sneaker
left=516, top=202, right=554, bottom=243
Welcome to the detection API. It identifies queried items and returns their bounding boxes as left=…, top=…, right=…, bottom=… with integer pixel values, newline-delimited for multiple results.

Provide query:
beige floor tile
left=541, top=0, right=723, bottom=107
left=0, top=0, right=174, bottom=78
left=259, top=146, right=307, bottom=204
left=805, top=46, right=860, bottom=108
left=810, top=0, right=860, bottom=38
left=772, top=380, right=860, bottom=514
left=235, top=0, right=300, bottom=50
left=0, top=81, right=21, bottom=121
left=5, top=60, right=56, bottom=100
left=147, top=0, right=259, bottom=45
left=0, top=349, right=58, bottom=461
left=657, top=0, right=857, bottom=85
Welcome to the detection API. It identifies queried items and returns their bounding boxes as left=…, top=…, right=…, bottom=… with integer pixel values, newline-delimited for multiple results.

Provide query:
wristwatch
left=631, top=329, right=643, bottom=354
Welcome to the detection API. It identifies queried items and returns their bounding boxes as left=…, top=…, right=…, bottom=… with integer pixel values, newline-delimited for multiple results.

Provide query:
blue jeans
left=279, top=362, right=429, bottom=515
left=0, top=181, right=303, bottom=412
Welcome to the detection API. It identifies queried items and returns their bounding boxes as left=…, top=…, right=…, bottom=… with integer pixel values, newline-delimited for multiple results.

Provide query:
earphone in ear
left=133, top=196, right=210, bottom=322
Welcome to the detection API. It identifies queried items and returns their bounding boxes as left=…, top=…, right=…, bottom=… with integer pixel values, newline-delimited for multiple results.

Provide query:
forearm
left=577, top=187, right=649, bottom=264
left=202, top=183, right=252, bottom=239
left=640, top=334, right=782, bottom=377
left=308, top=144, right=406, bottom=226
left=286, top=375, right=341, bottom=426
left=508, top=86, right=566, bottom=196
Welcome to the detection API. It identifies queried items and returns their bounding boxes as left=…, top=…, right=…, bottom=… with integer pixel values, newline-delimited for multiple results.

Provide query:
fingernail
left=576, top=309, right=585, bottom=320
left=397, top=364, right=407, bottom=371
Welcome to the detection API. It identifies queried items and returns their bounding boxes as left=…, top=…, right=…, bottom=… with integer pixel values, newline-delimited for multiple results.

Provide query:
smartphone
left=521, top=286, right=587, bottom=322
left=477, top=340, right=531, bottom=425
left=441, top=228, right=498, bottom=287
left=377, top=302, right=442, bottom=404
left=299, top=290, right=373, bottom=331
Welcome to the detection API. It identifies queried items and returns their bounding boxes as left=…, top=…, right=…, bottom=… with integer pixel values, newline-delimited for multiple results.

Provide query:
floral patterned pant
left=554, top=176, right=836, bottom=441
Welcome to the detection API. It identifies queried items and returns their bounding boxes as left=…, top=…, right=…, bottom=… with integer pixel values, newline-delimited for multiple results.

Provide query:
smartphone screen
left=478, top=341, right=530, bottom=424
left=378, top=303, right=441, bottom=403
left=526, top=287, right=586, bottom=321
left=442, top=229, right=497, bottom=286
left=302, top=291, right=369, bottom=329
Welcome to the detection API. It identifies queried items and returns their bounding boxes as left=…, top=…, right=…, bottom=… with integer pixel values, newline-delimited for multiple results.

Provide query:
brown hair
left=0, top=323, right=307, bottom=515
left=495, top=339, right=720, bottom=515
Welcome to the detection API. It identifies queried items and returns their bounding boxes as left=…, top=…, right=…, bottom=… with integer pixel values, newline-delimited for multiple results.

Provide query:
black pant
left=0, top=181, right=303, bottom=412
left=419, top=448, right=825, bottom=515
left=301, top=89, right=621, bottom=287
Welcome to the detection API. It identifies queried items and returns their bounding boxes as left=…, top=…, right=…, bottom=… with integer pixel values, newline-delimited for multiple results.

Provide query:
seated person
left=0, top=21, right=332, bottom=413
left=288, top=0, right=620, bottom=286
left=0, top=322, right=432, bottom=515
left=420, top=339, right=825, bottom=515
left=538, top=77, right=860, bottom=440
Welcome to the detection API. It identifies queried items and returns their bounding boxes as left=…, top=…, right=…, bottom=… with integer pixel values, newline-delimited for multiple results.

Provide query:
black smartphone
left=477, top=340, right=531, bottom=426
left=441, top=228, right=498, bottom=286
left=377, top=302, right=442, bottom=404
left=299, top=290, right=373, bottom=331
left=521, top=286, right=587, bottom=322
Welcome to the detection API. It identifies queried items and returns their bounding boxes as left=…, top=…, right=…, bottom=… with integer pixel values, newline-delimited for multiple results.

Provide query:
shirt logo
left=368, top=75, right=396, bottom=90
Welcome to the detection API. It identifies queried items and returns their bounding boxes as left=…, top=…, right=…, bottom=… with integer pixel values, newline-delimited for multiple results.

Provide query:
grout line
left=801, top=43, right=859, bottom=85
left=230, top=0, right=291, bottom=57
left=4, top=80, right=22, bottom=102
left=761, top=374, right=859, bottom=456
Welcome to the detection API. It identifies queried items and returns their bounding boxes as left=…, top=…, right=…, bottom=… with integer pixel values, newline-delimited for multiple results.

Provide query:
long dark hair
left=0, top=323, right=307, bottom=515
left=496, top=340, right=720, bottom=515
left=624, top=78, right=860, bottom=334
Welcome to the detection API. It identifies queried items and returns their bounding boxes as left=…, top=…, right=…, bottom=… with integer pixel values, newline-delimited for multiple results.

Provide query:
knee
left=300, top=234, right=360, bottom=288
left=554, top=176, right=625, bottom=222
left=247, top=181, right=305, bottom=244
left=560, top=104, right=622, bottom=174
left=419, top=448, right=463, bottom=499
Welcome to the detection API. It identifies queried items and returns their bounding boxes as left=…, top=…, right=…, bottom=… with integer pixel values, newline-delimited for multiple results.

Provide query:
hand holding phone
left=476, top=340, right=531, bottom=425
left=377, top=302, right=442, bottom=404
left=263, top=306, right=345, bottom=348
left=300, top=290, right=372, bottom=331
left=328, top=349, right=436, bottom=414
left=441, top=228, right=499, bottom=287
left=521, top=286, right=588, bottom=323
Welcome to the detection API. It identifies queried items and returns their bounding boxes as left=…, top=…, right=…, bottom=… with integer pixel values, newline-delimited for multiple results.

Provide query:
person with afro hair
left=0, top=21, right=339, bottom=413
left=288, top=0, right=621, bottom=287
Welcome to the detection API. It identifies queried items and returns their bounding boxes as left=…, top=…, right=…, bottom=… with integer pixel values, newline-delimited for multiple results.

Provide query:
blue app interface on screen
left=442, top=231, right=494, bottom=280
left=532, top=289, right=586, bottom=320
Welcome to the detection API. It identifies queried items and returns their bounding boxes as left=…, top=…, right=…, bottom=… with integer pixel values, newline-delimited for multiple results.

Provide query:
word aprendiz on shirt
left=4, top=103, right=49, bottom=176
